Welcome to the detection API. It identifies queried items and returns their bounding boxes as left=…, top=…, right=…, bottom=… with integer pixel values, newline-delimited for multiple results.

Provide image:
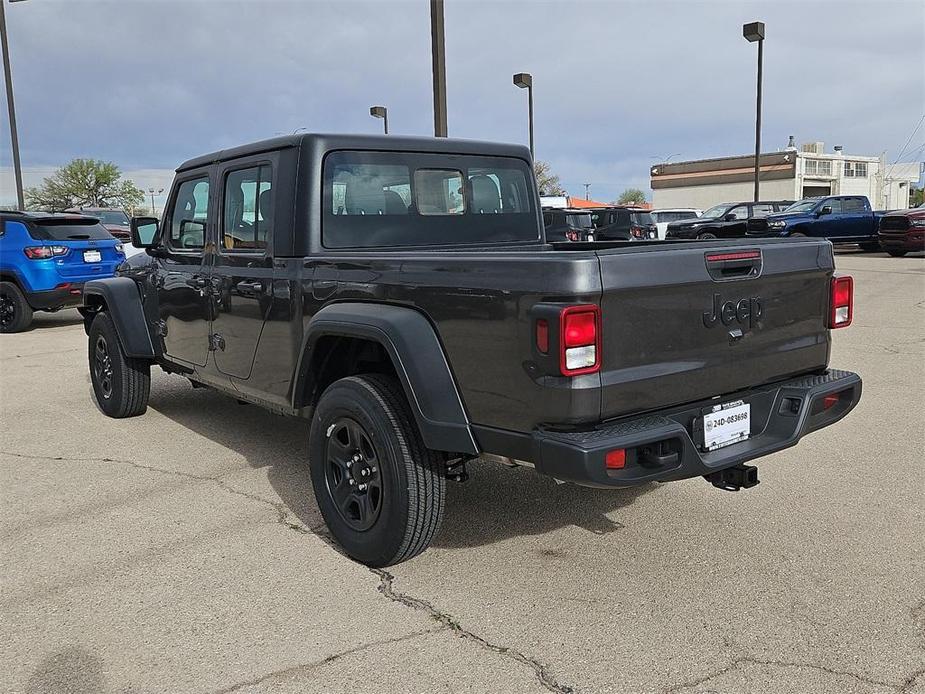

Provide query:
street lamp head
left=513, top=72, right=532, bottom=89
left=369, top=106, right=387, bottom=119
left=743, top=21, right=765, bottom=42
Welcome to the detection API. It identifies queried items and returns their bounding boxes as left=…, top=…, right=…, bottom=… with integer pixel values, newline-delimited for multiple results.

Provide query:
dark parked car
left=747, top=196, right=883, bottom=249
left=589, top=206, right=658, bottom=240
left=82, top=133, right=861, bottom=567
left=66, top=208, right=132, bottom=242
left=542, top=207, right=595, bottom=242
left=878, top=203, right=925, bottom=257
left=667, top=201, right=793, bottom=240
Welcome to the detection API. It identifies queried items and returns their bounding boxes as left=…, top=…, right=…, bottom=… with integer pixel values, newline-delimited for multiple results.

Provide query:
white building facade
left=651, top=142, right=921, bottom=211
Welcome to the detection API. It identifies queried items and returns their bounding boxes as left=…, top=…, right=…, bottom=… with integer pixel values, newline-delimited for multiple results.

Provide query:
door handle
left=186, top=276, right=208, bottom=289
left=236, top=281, right=263, bottom=295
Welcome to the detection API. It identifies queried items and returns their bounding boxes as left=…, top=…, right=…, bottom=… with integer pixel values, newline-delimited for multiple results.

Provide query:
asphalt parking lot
left=1, top=250, right=923, bottom=694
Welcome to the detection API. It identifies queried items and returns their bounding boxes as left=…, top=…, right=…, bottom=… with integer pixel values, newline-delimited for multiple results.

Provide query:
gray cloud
left=2, top=0, right=923, bottom=205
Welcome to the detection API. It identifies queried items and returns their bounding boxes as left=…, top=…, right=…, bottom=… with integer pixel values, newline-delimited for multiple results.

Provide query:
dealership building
left=650, top=140, right=921, bottom=210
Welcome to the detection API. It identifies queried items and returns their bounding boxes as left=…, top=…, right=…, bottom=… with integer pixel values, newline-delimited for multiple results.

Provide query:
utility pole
left=584, top=183, right=591, bottom=200
left=1, top=0, right=25, bottom=209
left=430, top=0, right=447, bottom=137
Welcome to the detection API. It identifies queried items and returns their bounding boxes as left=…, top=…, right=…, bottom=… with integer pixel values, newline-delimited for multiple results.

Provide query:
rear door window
left=223, top=164, right=272, bottom=251
left=842, top=197, right=866, bottom=213
left=752, top=204, right=773, bottom=217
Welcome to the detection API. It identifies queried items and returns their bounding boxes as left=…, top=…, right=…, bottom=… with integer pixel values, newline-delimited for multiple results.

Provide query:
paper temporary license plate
left=702, top=400, right=750, bottom=451
left=83, top=250, right=102, bottom=263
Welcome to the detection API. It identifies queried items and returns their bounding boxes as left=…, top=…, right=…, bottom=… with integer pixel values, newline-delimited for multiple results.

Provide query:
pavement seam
left=209, top=627, right=444, bottom=694
left=369, top=568, right=574, bottom=694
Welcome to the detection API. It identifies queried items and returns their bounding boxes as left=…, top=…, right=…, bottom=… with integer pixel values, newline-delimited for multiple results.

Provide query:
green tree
left=534, top=160, right=566, bottom=196
left=25, top=159, right=144, bottom=212
left=911, top=187, right=924, bottom=207
left=614, top=188, right=647, bottom=205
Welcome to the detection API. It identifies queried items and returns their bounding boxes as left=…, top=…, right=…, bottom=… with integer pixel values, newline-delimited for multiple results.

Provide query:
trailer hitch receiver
left=705, top=464, right=760, bottom=491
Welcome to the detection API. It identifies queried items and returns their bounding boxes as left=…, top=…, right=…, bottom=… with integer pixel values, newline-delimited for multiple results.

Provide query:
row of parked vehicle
left=542, top=195, right=924, bottom=256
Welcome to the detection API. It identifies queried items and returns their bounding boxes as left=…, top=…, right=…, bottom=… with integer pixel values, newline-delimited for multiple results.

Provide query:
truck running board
left=705, top=464, right=760, bottom=491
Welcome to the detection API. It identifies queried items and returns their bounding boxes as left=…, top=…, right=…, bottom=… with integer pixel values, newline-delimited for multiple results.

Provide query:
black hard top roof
left=177, top=133, right=532, bottom=172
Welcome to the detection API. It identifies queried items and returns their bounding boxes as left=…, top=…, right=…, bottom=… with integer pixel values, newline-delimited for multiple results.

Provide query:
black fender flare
left=83, top=277, right=155, bottom=358
left=297, top=302, right=478, bottom=455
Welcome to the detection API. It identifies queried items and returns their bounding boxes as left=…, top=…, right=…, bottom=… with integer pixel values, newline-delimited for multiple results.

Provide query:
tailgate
left=597, top=239, right=833, bottom=419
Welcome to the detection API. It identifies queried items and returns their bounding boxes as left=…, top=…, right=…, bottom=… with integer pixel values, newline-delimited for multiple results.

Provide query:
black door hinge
left=208, top=333, right=225, bottom=351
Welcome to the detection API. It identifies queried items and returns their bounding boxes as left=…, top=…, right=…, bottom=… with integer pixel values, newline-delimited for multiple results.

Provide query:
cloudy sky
left=1, top=0, right=923, bottom=206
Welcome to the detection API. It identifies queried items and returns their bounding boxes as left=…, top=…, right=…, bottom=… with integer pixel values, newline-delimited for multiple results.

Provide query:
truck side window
left=169, top=177, right=209, bottom=251
left=752, top=204, right=773, bottom=217
left=728, top=205, right=749, bottom=220
left=842, top=197, right=865, bottom=213
left=825, top=199, right=843, bottom=214
left=223, top=165, right=272, bottom=251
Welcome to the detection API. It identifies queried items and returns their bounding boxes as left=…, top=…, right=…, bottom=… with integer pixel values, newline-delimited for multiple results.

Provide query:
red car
left=65, top=208, right=132, bottom=242
left=878, top=203, right=925, bottom=257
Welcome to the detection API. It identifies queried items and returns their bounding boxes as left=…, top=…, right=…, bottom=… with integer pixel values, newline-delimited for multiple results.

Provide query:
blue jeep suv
left=0, top=212, right=125, bottom=332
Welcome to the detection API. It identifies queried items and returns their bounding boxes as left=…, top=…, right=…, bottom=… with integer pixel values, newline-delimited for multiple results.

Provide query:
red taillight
left=559, top=304, right=600, bottom=375
left=536, top=319, right=549, bottom=354
left=605, top=449, right=626, bottom=470
left=23, top=246, right=68, bottom=259
left=566, top=230, right=580, bottom=242
left=829, top=276, right=853, bottom=328
left=823, top=393, right=840, bottom=410
left=630, top=226, right=644, bottom=238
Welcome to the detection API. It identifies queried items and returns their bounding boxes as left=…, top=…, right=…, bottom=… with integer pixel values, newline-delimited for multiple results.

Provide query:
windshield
left=701, top=204, right=732, bottom=219
left=28, top=219, right=115, bottom=241
left=90, top=210, right=130, bottom=226
left=784, top=200, right=820, bottom=213
left=566, top=213, right=593, bottom=229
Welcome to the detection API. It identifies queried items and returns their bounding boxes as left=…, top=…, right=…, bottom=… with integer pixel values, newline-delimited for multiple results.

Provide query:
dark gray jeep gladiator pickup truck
left=82, top=133, right=861, bottom=566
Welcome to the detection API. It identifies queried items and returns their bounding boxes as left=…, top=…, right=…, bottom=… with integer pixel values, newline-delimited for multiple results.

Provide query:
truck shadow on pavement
left=148, top=378, right=653, bottom=550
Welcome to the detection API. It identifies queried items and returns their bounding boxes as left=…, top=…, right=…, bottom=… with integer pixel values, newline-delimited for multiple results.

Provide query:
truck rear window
left=323, top=151, right=538, bottom=248
left=28, top=219, right=114, bottom=241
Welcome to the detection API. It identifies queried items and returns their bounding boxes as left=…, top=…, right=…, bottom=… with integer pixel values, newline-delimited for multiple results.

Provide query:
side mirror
left=130, top=216, right=160, bottom=247
left=818, top=205, right=832, bottom=216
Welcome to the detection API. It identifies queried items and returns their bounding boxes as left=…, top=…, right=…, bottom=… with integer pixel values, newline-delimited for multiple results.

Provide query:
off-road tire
left=697, top=232, right=717, bottom=240
left=309, top=374, right=446, bottom=567
left=0, top=281, right=33, bottom=333
left=887, top=249, right=908, bottom=257
left=88, top=311, right=150, bottom=418
left=789, top=232, right=807, bottom=237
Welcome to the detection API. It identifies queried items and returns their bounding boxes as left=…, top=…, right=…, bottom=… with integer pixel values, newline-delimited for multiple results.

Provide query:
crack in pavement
left=370, top=568, right=574, bottom=694
left=5, top=449, right=575, bottom=693
left=661, top=654, right=924, bottom=693
left=210, top=627, right=443, bottom=694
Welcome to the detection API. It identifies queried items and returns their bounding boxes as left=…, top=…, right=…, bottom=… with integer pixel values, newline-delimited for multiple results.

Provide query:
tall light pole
left=513, top=72, right=533, bottom=160
left=1, top=0, right=26, bottom=209
left=430, top=0, right=447, bottom=137
left=148, top=187, right=163, bottom=216
left=369, top=105, right=388, bottom=134
left=743, top=21, right=765, bottom=203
